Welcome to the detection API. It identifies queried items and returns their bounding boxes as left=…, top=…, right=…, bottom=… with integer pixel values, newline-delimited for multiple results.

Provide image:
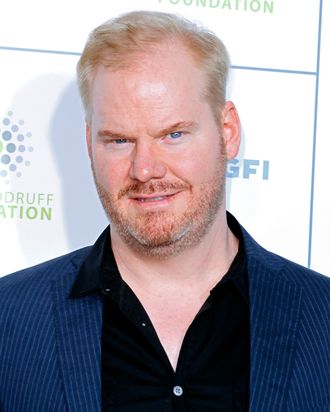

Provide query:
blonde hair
left=77, top=10, right=230, bottom=122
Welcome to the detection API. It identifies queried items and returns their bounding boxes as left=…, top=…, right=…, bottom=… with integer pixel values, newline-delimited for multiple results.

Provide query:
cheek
left=92, top=151, right=128, bottom=190
left=171, top=143, right=220, bottom=184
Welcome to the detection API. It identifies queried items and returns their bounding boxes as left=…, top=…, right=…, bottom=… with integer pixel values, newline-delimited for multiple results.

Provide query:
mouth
left=129, top=192, right=181, bottom=204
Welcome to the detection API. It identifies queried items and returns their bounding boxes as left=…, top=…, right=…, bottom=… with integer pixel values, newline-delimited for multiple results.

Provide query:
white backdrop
left=0, top=0, right=329, bottom=277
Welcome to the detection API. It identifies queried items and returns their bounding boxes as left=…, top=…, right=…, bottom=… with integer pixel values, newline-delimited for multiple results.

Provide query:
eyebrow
left=97, top=130, right=129, bottom=140
left=97, top=121, right=198, bottom=140
left=157, top=121, right=199, bottom=136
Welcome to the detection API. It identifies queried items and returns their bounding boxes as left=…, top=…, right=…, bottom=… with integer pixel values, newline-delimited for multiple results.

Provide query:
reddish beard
left=92, top=155, right=227, bottom=258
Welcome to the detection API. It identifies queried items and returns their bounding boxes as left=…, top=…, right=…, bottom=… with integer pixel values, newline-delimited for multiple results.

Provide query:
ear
left=86, top=123, right=92, bottom=159
left=221, top=101, right=241, bottom=160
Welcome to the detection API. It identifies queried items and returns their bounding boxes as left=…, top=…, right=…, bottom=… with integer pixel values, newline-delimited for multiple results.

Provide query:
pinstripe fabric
left=243, top=227, right=330, bottom=411
left=53, top=263, right=103, bottom=411
left=1, top=225, right=329, bottom=411
left=0, top=247, right=102, bottom=412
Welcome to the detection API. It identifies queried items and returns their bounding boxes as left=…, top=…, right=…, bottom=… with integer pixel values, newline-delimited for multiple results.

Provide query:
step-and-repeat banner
left=0, top=0, right=329, bottom=277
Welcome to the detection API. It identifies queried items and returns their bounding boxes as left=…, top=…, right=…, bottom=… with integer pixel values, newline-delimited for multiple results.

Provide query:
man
left=0, top=10, right=329, bottom=412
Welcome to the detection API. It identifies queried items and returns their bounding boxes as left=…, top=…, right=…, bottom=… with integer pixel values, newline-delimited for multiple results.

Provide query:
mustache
left=118, top=181, right=191, bottom=199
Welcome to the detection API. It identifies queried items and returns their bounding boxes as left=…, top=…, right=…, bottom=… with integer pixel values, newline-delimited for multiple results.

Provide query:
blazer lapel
left=53, top=262, right=103, bottom=412
left=248, top=255, right=302, bottom=411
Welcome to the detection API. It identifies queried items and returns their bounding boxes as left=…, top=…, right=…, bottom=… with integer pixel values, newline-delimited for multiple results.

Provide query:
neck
left=110, top=212, right=239, bottom=293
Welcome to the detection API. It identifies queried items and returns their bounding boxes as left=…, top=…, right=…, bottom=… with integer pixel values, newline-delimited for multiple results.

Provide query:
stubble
left=92, top=140, right=227, bottom=259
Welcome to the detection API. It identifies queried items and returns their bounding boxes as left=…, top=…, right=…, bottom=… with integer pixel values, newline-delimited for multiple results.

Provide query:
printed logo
left=226, top=158, right=270, bottom=180
left=0, top=191, right=54, bottom=221
left=157, top=0, right=274, bottom=14
left=0, top=111, right=33, bottom=184
left=0, top=111, right=55, bottom=221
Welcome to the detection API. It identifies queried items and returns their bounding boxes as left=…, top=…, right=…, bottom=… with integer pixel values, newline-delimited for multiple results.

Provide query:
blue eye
left=169, top=131, right=182, bottom=139
left=112, top=138, right=128, bottom=144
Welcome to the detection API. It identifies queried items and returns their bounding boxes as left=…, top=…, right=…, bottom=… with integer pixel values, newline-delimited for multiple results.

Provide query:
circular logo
left=0, top=111, right=33, bottom=184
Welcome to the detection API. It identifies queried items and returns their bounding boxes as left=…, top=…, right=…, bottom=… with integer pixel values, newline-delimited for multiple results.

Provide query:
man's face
left=87, top=42, right=240, bottom=257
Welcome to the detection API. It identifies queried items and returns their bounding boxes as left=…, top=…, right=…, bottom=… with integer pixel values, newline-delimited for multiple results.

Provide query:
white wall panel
left=310, top=0, right=330, bottom=275
left=227, top=69, right=315, bottom=267
left=0, top=51, right=107, bottom=275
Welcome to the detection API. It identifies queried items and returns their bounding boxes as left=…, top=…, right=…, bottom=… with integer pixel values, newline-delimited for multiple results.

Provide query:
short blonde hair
left=77, top=10, right=230, bottom=122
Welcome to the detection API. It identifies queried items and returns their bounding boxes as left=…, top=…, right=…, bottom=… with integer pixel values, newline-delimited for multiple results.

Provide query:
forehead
left=87, top=41, right=216, bottom=138
left=90, top=42, right=207, bottom=120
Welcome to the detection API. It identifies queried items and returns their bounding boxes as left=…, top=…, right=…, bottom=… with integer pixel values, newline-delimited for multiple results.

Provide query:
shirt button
left=173, top=386, right=183, bottom=396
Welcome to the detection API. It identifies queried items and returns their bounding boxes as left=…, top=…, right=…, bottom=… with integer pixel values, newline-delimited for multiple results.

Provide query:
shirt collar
left=69, top=226, right=113, bottom=298
left=70, top=211, right=248, bottom=305
left=221, top=212, right=249, bottom=305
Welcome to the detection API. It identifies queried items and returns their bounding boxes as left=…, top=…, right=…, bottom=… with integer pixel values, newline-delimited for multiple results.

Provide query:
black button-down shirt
left=70, top=213, right=250, bottom=411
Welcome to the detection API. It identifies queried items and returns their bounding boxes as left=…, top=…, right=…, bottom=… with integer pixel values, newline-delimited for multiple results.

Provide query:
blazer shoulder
left=263, top=247, right=329, bottom=291
left=242, top=224, right=330, bottom=296
left=0, top=246, right=92, bottom=300
left=271, top=251, right=330, bottom=299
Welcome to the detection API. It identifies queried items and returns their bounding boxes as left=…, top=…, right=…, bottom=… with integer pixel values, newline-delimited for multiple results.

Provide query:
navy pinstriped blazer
left=1, top=223, right=330, bottom=412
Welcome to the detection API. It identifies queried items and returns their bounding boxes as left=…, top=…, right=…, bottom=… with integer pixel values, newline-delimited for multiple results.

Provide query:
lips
left=130, top=192, right=179, bottom=203
left=135, top=195, right=171, bottom=202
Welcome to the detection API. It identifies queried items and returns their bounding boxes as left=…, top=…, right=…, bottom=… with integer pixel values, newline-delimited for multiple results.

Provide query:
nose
left=129, top=142, right=167, bottom=182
